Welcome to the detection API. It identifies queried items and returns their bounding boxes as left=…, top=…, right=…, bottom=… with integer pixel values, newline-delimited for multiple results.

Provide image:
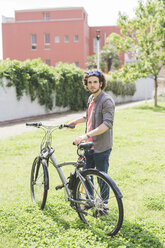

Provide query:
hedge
left=0, top=59, right=89, bottom=111
left=105, top=75, right=136, bottom=96
left=0, top=59, right=136, bottom=111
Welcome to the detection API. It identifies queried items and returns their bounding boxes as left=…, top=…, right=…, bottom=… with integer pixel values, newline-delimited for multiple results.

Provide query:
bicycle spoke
left=74, top=169, right=123, bottom=236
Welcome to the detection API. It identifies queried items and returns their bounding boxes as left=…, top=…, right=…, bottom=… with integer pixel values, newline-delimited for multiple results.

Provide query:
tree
left=100, top=45, right=121, bottom=72
left=86, top=45, right=121, bottom=72
left=107, top=0, right=165, bottom=106
left=86, top=55, right=97, bottom=70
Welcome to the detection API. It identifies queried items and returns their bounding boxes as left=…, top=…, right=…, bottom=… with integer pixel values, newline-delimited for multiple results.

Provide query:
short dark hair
left=83, top=70, right=106, bottom=91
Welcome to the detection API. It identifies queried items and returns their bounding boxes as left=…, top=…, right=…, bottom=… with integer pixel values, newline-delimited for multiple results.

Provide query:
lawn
left=0, top=99, right=165, bottom=248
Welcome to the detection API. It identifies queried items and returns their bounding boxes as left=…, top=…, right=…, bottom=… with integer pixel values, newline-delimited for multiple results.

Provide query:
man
left=69, top=70, right=115, bottom=174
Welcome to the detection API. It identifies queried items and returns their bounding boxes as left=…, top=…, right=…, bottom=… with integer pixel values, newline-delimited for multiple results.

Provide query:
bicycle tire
left=74, top=169, right=123, bottom=236
left=30, top=157, right=49, bottom=209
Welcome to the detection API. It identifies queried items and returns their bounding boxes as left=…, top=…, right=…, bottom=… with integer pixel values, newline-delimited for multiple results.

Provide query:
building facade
left=2, top=7, right=123, bottom=68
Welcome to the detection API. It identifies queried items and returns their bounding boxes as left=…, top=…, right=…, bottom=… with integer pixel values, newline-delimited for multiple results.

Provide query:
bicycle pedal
left=55, top=184, right=64, bottom=190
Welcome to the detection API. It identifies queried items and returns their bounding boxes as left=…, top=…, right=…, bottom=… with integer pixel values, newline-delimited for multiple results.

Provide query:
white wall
left=108, top=78, right=154, bottom=104
left=0, top=77, right=154, bottom=123
left=0, top=79, right=70, bottom=122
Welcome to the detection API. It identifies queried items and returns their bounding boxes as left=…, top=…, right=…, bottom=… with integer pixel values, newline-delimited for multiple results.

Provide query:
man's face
left=87, top=76, right=102, bottom=94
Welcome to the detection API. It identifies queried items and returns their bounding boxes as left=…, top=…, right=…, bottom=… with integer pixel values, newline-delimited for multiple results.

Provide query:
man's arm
left=68, top=117, right=86, bottom=126
left=73, top=123, right=109, bottom=145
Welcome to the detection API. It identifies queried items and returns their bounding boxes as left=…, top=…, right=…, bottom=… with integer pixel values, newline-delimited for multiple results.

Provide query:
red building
left=2, top=7, right=123, bottom=68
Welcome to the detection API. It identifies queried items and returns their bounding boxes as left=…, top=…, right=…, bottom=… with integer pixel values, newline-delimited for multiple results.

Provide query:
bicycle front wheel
left=30, top=157, right=49, bottom=209
left=74, top=169, right=123, bottom=236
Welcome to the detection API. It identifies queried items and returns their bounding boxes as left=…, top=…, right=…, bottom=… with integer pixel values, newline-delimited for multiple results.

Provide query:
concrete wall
left=0, top=79, right=70, bottom=122
left=108, top=77, right=154, bottom=104
left=0, top=77, right=154, bottom=123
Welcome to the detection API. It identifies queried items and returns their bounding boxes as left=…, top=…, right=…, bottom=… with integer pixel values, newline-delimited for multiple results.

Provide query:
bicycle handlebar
left=26, top=122, right=42, bottom=127
left=59, top=124, right=75, bottom=129
left=26, top=122, right=75, bottom=129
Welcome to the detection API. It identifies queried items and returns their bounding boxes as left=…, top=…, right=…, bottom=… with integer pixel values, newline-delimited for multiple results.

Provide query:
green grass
left=0, top=99, right=165, bottom=248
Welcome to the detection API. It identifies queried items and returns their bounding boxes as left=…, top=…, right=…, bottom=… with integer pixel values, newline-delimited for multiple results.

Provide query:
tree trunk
left=107, top=59, right=112, bottom=72
left=154, top=77, right=158, bottom=107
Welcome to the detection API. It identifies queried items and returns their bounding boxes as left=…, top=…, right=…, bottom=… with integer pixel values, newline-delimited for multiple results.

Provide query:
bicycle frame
left=50, top=152, right=76, bottom=198
left=48, top=152, right=93, bottom=205
left=27, top=122, right=98, bottom=206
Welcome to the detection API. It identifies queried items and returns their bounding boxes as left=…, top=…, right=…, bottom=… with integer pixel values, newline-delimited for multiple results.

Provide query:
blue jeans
left=84, top=148, right=112, bottom=172
left=84, top=148, right=112, bottom=203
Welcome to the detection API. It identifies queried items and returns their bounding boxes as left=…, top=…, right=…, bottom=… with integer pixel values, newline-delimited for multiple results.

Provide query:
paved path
left=0, top=100, right=149, bottom=138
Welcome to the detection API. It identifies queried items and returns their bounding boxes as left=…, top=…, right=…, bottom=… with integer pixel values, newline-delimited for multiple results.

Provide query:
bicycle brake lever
left=64, top=124, right=75, bottom=129
left=59, top=124, right=75, bottom=129
left=59, top=124, right=63, bottom=129
left=26, top=122, right=42, bottom=127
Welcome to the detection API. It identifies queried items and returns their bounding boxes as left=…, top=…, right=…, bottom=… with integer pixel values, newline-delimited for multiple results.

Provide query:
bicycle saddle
left=79, top=142, right=94, bottom=150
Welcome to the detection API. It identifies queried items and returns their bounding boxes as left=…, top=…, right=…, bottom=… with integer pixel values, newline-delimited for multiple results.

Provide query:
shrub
left=105, top=75, right=136, bottom=96
left=0, top=59, right=89, bottom=111
left=55, top=63, right=89, bottom=111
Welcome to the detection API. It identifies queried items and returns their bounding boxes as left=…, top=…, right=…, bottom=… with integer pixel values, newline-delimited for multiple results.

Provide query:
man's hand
left=74, top=134, right=88, bottom=145
left=68, top=117, right=86, bottom=127
left=67, top=121, right=77, bottom=126
left=74, top=123, right=109, bottom=145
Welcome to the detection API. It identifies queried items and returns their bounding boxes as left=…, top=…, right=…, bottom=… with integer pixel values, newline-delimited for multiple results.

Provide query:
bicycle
left=26, top=122, right=123, bottom=236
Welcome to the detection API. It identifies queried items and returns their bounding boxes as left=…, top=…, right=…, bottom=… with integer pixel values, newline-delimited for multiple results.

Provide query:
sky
left=0, top=0, right=147, bottom=60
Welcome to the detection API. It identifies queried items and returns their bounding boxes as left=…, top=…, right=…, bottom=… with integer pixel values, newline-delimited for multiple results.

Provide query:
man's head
left=83, top=70, right=106, bottom=92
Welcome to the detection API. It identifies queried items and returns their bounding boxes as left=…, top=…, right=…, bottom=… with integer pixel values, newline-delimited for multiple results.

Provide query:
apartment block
left=2, top=7, right=123, bottom=68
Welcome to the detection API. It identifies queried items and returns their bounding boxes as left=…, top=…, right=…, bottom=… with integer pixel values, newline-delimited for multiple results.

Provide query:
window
left=45, top=59, right=51, bottom=66
left=44, top=33, right=50, bottom=44
left=43, top=12, right=50, bottom=21
left=44, top=33, right=50, bottom=49
left=31, top=34, right=37, bottom=50
left=74, top=35, right=79, bottom=42
left=55, top=36, right=60, bottom=43
left=64, top=35, right=69, bottom=43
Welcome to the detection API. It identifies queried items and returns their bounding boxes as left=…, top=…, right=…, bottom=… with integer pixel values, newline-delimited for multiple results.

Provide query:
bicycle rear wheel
left=74, top=169, right=123, bottom=236
left=30, top=157, right=49, bottom=209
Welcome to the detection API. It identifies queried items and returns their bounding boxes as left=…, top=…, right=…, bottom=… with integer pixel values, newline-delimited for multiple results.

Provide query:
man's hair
left=83, top=70, right=106, bottom=90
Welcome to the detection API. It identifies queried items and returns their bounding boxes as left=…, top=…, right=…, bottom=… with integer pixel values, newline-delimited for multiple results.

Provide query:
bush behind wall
left=0, top=59, right=136, bottom=111
left=105, top=75, right=136, bottom=96
left=0, top=59, right=89, bottom=111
